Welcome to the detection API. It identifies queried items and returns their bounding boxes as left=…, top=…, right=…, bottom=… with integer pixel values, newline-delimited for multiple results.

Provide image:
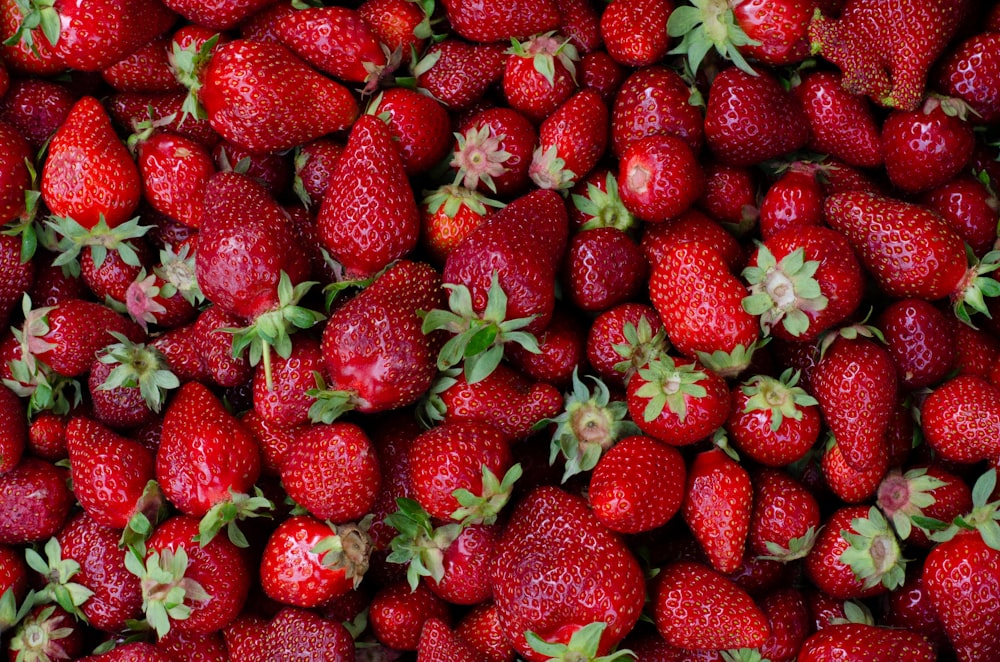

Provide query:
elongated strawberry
left=317, top=114, right=419, bottom=279
left=529, top=89, right=609, bottom=191
left=41, top=96, right=141, bottom=231
left=798, top=622, right=936, bottom=661
left=682, top=447, right=753, bottom=574
left=808, top=0, right=970, bottom=111
left=132, top=128, right=214, bottom=230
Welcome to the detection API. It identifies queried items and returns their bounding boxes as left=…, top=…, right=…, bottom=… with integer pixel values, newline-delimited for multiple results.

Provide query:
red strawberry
left=883, top=571, right=947, bottom=651
left=317, top=114, right=420, bottom=279
left=77, top=643, right=174, bottom=661
left=7, top=604, right=85, bottom=661
left=0, top=384, right=25, bottom=475
left=555, top=0, right=601, bottom=53
left=682, top=447, right=753, bottom=574
left=641, top=208, right=744, bottom=272
left=369, top=87, right=454, bottom=177
left=0, top=458, right=73, bottom=545
left=412, top=40, right=508, bottom=112
left=563, top=227, right=647, bottom=313
left=451, top=106, right=537, bottom=198
left=280, top=422, right=381, bottom=523
left=420, top=185, right=500, bottom=266
left=503, top=32, right=580, bottom=124
left=0, top=120, right=32, bottom=226
left=251, top=334, right=324, bottom=429
left=41, top=96, right=141, bottom=231
left=936, top=31, right=1000, bottom=124
left=578, top=50, right=626, bottom=102
left=821, top=434, right=889, bottom=504
left=440, top=0, right=561, bottom=43
left=529, top=89, right=609, bottom=191
left=921, top=374, right=1000, bottom=465
left=653, top=560, right=769, bottom=650
left=876, top=465, right=973, bottom=548
left=162, top=0, right=275, bottom=30
left=133, top=129, right=214, bottom=230
left=88, top=333, right=179, bottom=430
left=749, top=468, right=821, bottom=564
left=261, top=608, right=356, bottom=661
left=875, top=298, right=956, bottom=390
left=600, top=0, right=674, bottom=67
left=0, top=0, right=65, bottom=75
left=260, top=515, right=371, bottom=609
left=417, top=617, right=484, bottom=662
left=881, top=96, right=976, bottom=194
left=101, top=33, right=180, bottom=94
left=704, top=66, right=809, bottom=167
left=648, top=240, right=759, bottom=376
left=793, top=69, right=883, bottom=168
left=585, top=302, right=666, bottom=389
left=489, top=486, right=645, bottom=661
left=105, top=90, right=220, bottom=149
left=921, top=174, right=1000, bottom=260
left=798, top=622, right=936, bottom=661
left=617, top=133, right=705, bottom=223
left=757, top=163, right=825, bottom=238
left=369, top=579, right=451, bottom=652
left=359, top=0, right=432, bottom=65
left=456, top=602, right=516, bottom=662
left=610, top=65, right=703, bottom=158
left=808, top=0, right=970, bottom=110
left=292, top=138, right=343, bottom=209
left=126, top=514, right=252, bottom=638
left=698, top=161, right=760, bottom=233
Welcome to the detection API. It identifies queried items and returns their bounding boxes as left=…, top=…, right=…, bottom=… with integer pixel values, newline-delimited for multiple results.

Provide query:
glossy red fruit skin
left=440, top=0, right=561, bottom=43
left=262, top=607, right=355, bottom=660
left=821, top=435, right=889, bottom=504
left=137, top=131, right=214, bottom=229
left=563, top=227, right=648, bottom=313
left=600, top=0, right=675, bottom=67
left=610, top=65, right=703, bottom=157
left=881, top=101, right=975, bottom=194
left=0, top=384, right=25, bottom=474
left=758, top=168, right=826, bottom=239
left=0, top=121, right=31, bottom=224
left=372, top=88, right=454, bottom=177
left=875, top=298, right=956, bottom=390
left=456, top=602, right=516, bottom=662
left=641, top=208, right=744, bottom=273
left=920, top=374, right=1000, bottom=464
left=618, top=134, right=705, bottom=223
left=758, top=587, right=811, bottom=662
left=727, top=383, right=820, bottom=467
left=883, top=571, right=947, bottom=648
left=935, top=32, right=1000, bottom=124
left=427, top=523, right=499, bottom=606
left=733, top=0, right=813, bottom=66
left=798, top=622, right=936, bottom=661
left=453, top=106, right=537, bottom=198
left=923, top=530, right=1000, bottom=661
left=921, top=174, right=1000, bottom=259
left=0, top=458, right=73, bottom=545
left=369, top=580, right=451, bottom=652
left=275, top=6, right=386, bottom=85
left=586, top=302, right=663, bottom=388
left=805, top=506, right=887, bottom=600
left=588, top=435, right=686, bottom=534
left=748, top=468, right=821, bottom=559
left=259, top=516, right=357, bottom=609
left=414, top=40, right=508, bottom=112
left=490, top=486, right=645, bottom=661
left=792, top=70, right=883, bottom=168
left=50, top=0, right=176, bottom=72
left=682, top=448, right=753, bottom=574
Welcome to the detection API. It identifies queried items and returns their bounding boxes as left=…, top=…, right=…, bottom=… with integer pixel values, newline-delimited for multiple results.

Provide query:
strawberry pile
left=1, top=0, right=1000, bottom=660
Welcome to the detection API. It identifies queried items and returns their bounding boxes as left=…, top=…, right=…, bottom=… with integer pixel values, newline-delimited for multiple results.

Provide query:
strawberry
left=881, top=96, right=976, bottom=194
left=726, top=369, right=821, bottom=467
left=418, top=617, right=484, bottom=662
left=369, top=87, right=454, bottom=177
left=251, top=333, right=324, bottom=429
left=0, top=120, right=32, bottom=226
left=617, top=133, right=705, bottom=224
left=610, top=65, right=703, bottom=158
left=600, top=0, right=674, bottom=67
left=65, top=416, right=162, bottom=532
left=648, top=241, right=759, bottom=376
left=653, top=560, right=769, bottom=650
left=420, top=185, right=501, bottom=266
left=588, top=435, right=685, bottom=534
left=810, top=334, right=897, bottom=471
left=936, top=31, right=1000, bottom=124
left=88, top=333, right=179, bottom=429
left=105, top=90, right=220, bottom=149
left=7, top=604, right=85, bottom=661
left=808, top=0, right=970, bottom=111
left=922, top=470, right=1000, bottom=661
left=101, top=33, right=180, bottom=94
left=317, top=114, right=420, bottom=279
left=626, top=353, right=730, bottom=446
left=682, top=447, right=753, bottom=574
left=578, top=50, right=626, bottom=102
left=276, top=6, right=392, bottom=90
left=798, top=622, right=936, bottom=661
left=921, top=174, right=1000, bottom=260
left=292, top=138, right=343, bottom=209
left=155, top=629, right=230, bottom=660
left=804, top=505, right=906, bottom=600
left=503, top=32, right=580, bottom=124
left=56, top=511, right=143, bottom=632
left=314, top=260, right=444, bottom=418
left=875, top=298, right=956, bottom=390
left=41, top=96, right=141, bottom=231
left=369, top=579, right=451, bottom=652
left=260, top=607, right=356, bottom=661
left=743, top=225, right=865, bottom=341
left=77, top=643, right=173, bottom=661
left=569, top=168, right=636, bottom=232
left=0, top=457, right=72, bottom=544
left=876, top=465, right=973, bottom=548
left=704, top=66, right=809, bottom=167
left=641, top=208, right=744, bottom=272
left=156, top=381, right=263, bottom=529
left=451, top=106, right=538, bottom=198
left=260, top=515, right=372, bottom=609
left=489, top=486, right=645, bottom=661
left=358, top=0, right=432, bottom=65
left=882, top=571, right=947, bottom=651
left=757, top=163, right=826, bottom=238
left=280, top=422, right=381, bottom=524
left=132, top=129, right=215, bottom=230
left=440, top=0, right=561, bottom=43
left=921, top=374, right=1000, bottom=465
left=0, top=0, right=65, bottom=75
left=162, top=0, right=279, bottom=31
left=529, top=89, right=609, bottom=191
left=746, top=471, right=819, bottom=573
left=563, top=227, right=647, bottom=313
left=180, top=38, right=359, bottom=154
left=821, top=434, right=889, bottom=504
left=126, top=514, right=252, bottom=638
left=556, top=0, right=602, bottom=53
left=456, top=602, right=516, bottom=662
left=792, top=69, right=883, bottom=169
left=0, top=384, right=25, bottom=475
left=698, top=161, right=760, bottom=234
left=411, top=40, right=508, bottom=112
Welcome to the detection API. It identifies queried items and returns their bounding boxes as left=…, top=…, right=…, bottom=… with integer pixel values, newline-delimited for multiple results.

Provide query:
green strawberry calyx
left=952, top=247, right=1000, bottom=327
left=929, top=468, right=1000, bottom=550
left=739, top=368, right=818, bottom=433
left=666, top=0, right=761, bottom=77
left=634, top=354, right=708, bottom=423
left=124, top=545, right=211, bottom=639
left=385, top=498, right=461, bottom=591
left=742, top=244, right=829, bottom=338
left=193, top=486, right=274, bottom=548
left=44, top=214, right=151, bottom=279
left=97, top=332, right=179, bottom=414
left=525, top=621, right=634, bottom=662
left=573, top=171, right=637, bottom=233
left=611, top=315, right=669, bottom=380
left=451, top=463, right=522, bottom=526
left=839, top=506, right=907, bottom=592
left=875, top=467, right=948, bottom=541
left=8, top=604, right=77, bottom=661
left=24, top=538, right=93, bottom=622
left=451, top=124, right=513, bottom=194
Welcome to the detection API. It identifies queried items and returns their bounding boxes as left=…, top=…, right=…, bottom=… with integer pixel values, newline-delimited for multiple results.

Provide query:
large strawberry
left=921, top=374, right=1000, bottom=465
left=808, top=0, right=970, bottom=111
left=490, top=486, right=644, bottom=661
left=316, top=114, right=420, bottom=279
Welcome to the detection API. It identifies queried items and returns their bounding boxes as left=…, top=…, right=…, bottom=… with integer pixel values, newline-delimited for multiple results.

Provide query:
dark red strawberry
left=749, top=468, right=821, bottom=563
left=133, top=129, right=214, bottom=230
left=0, top=384, right=25, bottom=475
left=162, top=0, right=275, bottom=30
left=921, top=374, right=1000, bottom=465
left=757, top=163, right=826, bottom=239
left=579, top=50, right=627, bottom=102
left=451, top=106, right=538, bottom=198
left=440, top=0, right=561, bottom=43
left=260, top=607, right=356, bottom=660
left=792, top=69, right=883, bottom=169
left=936, top=31, right=1000, bottom=124
left=798, top=622, right=936, bottom=661
left=600, top=0, right=675, bottom=67
left=875, top=298, right=956, bottom=390
left=641, top=208, right=744, bottom=272
left=921, top=174, right=1000, bottom=260
left=417, top=617, right=484, bottom=662
left=0, top=457, right=72, bottom=545
left=563, top=227, right=647, bottom=313
left=369, top=87, right=454, bottom=177
left=610, top=65, right=703, bottom=158
left=502, top=32, right=580, bottom=124
left=369, top=579, right=451, bottom=652
left=585, top=302, right=666, bottom=388
left=412, top=40, right=508, bottom=112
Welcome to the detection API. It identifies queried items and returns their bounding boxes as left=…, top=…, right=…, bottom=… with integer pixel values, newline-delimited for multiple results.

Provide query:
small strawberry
left=101, top=33, right=180, bottom=94
left=821, top=434, right=889, bottom=504
left=132, top=127, right=215, bottom=230
left=456, top=602, right=516, bottom=662
left=563, top=227, right=648, bottom=313
left=618, top=133, right=705, bottom=223
left=921, top=173, right=1000, bottom=260
left=936, top=31, right=1000, bottom=124
left=792, top=69, right=883, bottom=169
left=585, top=302, right=666, bottom=389
left=251, top=333, right=325, bottom=430
left=358, top=0, right=432, bottom=65
left=682, top=447, right=753, bottom=574
left=0, top=457, right=73, bottom=545
left=440, top=0, right=561, bottom=44
left=757, top=163, right=826, bottom=239
left=503, top=32, right=580, bottom=124
left=420, top=184, right=501, bottom=266
left=7, top=604, right=85, bottom=661
left=88, top=333, right=179, bottom=429
left=411, top=40, right=508, bottom=112
left=369, top=579, right=451, bottom=652
left=260, top=608, right=356, bottom=661
left=698, top=161, right=761, bottom=235
left=600, top=0, right=674, bottom=67
left=529, top=89, right=609, bottom=191
left=641, top=208, right=744, bottom=272
left=749, top=468, right=821, bottom=563
left=875, top=298, right=956, bottom=390
left=369, top=87, right=454, bottom=177
left=921, top=374, right=1000, bottom=465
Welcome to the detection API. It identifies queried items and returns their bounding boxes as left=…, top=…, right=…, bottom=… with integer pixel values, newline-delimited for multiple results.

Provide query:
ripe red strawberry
left=420, top=185, right=500, bottom=266
left=808, top=0, right=970, bottom=111
left=610, top=65, right=703, bottom=158
left=757, top=164, right=825, bottom=238
left=369, top=579, right=451, bottom=652
left=755, top=587, right=811, bottom=662
left=156, top=380, right=262, bottom=521
left=317, top=114, right=420, bottom=279
left=936, top=31, right=1000, bottom=124
left=181, top=38, right=359, bottom=154
left=704, top=66, right=809, bottom=167
left=503, top=32, right=580, bottom=124
left=587, top=435, right=684, bottom=534
left=792, top=69, right=883, bottom=169
left=0, top=384, right=25, bottom=474
left=0, top=120, right=32, bottom=226
left=126, top=514, right=252, bottom=638
left=418, top=617, right=484, bottom=662
left=648, top=241, right=759, bottom=376
left=529, top=89, right=608, bottom=191
left=626, top=353, right=730, bottom=445
left=805, top=505, right=906, bottom=600
left=726, top=369, right=821, bottom=467
left=133, top=129, right=214, bottom=230
left=370, top=88, right=454, bottom=177
left=743, top=225, right=865, bottom=341
left=359, top=0, right=431, bottom=64
left=653, top=560, right=769, bottom=650
left=876, top=465, right=973, bottom=548
left=41, top=96, right=141, bottom=231
left=617, top=133, right=705, bottom=223
left=506, top=305, right=588, bottom=387
left=827, top=191, right=1000, bottom=322
left=883, top=571, right=947, bottom=650
left=260, top=515, right=372, bottom=608
left=276, top=6, right=391, bottom=89
left=260, top=608, right=356, bottom=660
left=292, top=138, right=343, bottom=209
left=412, top=40, right=508, bottom=112
left=451, top=106, right=538, bottom=198
left=88, top=332, right=180, bottom=430
left=456, top=602, right=516, bottom=662
left=881, top=96, right=976, bottom=194
left=923, top=470, right=1000, bottom=661
left=563, top=227, right=647, bottom=313
left=490, top=486, right=645, bottom=661
left=821, top=434, right=889, bottom=504
left=600, top=0, right=674, bottom=67
left=875, top=298, right=956, bottom=390
left=0, top=457, right=73, bottom=545
left=555, top=0, right=601, bottom=52
left=921, top=374, right=1000, bottom=465
left=0, top=0, right=65, bottom=75
left=585, top=302, right=665, bottom=389
left=749, top=468, right=821, bottom=564
left=162, top=0, right=275, bottom=30
left=77, top=643, right=174, bottom=661
left=251, top=334, right=324, bottom=429
left=922, top=174, right=1000, bottom=260
left=57, top=511, right=143, bottom=632
left=440, top=0, right=561, bottom=43
left=105, top=90, right=220, bottom=149
left=315, top=260, right=444, bottom=418
left=280, top=422, right=381, bottom=523
left=641, top=208, right=744, bottom=272
left=578, top=50, right=626, bottom=101
left=66, top=416, right=162, bottom=531
left=682, top=447, right=753, bottom=574
left=798, top=622, right=936, bottom=661
left=101, top=33, right=180, bottom=94
left=698, top=161, right=760, bottom=233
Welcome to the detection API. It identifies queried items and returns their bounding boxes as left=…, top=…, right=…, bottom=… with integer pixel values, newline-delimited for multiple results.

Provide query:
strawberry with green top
left=88, top=333, right=179, bottom=429
left=420, top=184, right=502, bottom=266
left=503, top=32, right=580, bottom=124
left=451, top=106, right=537, bottom=197
left=529, top=89, right=609, bottom=191
left=876, top=465, right=972, bottom=548
left=749, top=468, right=821, bottom=564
